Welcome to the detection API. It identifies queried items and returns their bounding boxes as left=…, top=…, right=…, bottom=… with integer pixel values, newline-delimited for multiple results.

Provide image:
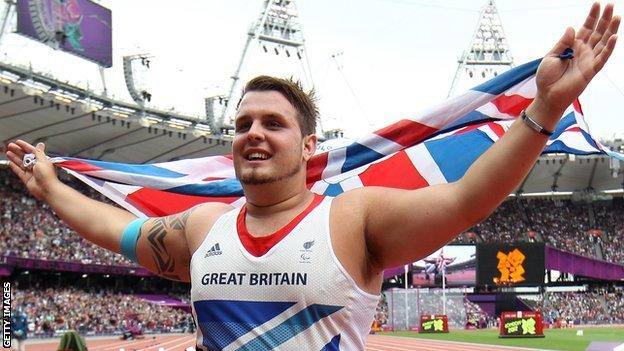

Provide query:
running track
left=25, top=333, right=540, bottom=351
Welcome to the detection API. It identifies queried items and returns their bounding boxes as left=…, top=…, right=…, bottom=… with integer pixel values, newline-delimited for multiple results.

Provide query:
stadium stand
left=516, top=287, right=624, bottom=327
left=12, top=286, right=193, bottom=336
left=602, top=287, right=624, bottom=322
left=543, top=290, right=611, bottom=325
left=8, top=269, right=193, bottom=338
left=466, top=196, right=624, bottom=263
left=594, top=201, right=624, bottom=263
left=1, top=169, right=133, bottom=266
left=464, top=298, right=490, bottom=329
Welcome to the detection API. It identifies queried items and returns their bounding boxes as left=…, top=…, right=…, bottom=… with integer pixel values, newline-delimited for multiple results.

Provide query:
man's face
left=233, top=90, right=313, bottom=185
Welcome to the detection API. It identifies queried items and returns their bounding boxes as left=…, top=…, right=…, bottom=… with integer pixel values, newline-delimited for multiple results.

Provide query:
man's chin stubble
left=239, top=164, right=301, bottom=185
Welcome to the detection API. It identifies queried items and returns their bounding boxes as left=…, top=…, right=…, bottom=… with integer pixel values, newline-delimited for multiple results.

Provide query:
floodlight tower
left=123, top=54, right=153, bottom=107
left=0, top=0, right=16, bottom=46
left=214, top=0, right=312, bottom=132
left=447, top=0, right=514, bottom=97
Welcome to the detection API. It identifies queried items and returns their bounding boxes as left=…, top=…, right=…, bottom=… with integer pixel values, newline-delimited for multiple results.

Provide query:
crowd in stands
left=167, top=291, right=191, bottom=304
left=464, top=299, right=490, bottom=329
left=372, top=293, right=389, bottom=331
left=602, top=287, right=624, bottom=322
left=540, top=287, right=624, bottom=325
left=543, top=291, right=610, bottom=325
left=594, top=201, right=624, bottom=263
left=1, top=170, right=133, bottom=266
left=527, top=199, right=593, bottom=256
left=11, top=286, right=193, bottom=337
left=464, top=197, right=624, bottom=264
left=469, top=201, right=528, bottom=244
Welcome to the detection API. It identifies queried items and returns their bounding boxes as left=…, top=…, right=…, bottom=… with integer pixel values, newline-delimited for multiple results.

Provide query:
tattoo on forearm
left=146, top=208, right=195, bottom=280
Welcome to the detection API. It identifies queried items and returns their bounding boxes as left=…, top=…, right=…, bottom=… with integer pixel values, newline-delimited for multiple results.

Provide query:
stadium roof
left=0, top=61, right=622, bottom=195
left=0, top=62, right=232, bottom=164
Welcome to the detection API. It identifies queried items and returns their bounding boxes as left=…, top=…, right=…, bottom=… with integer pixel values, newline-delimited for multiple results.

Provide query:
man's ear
left=302, top=134, right=317, bottom=162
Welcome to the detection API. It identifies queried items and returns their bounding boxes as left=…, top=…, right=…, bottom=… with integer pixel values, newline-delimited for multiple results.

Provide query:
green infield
left=382, top=327, right=624, bottom=351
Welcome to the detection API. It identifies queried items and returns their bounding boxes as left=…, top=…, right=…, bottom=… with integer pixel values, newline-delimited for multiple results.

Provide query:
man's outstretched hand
left=5, top=140, right=60, bottom=201
left=535, top=2, right=620, bottom=118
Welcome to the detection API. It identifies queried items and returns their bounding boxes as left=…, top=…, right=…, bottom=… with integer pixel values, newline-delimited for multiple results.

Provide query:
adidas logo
left=204, top=243, right=222, bottom=258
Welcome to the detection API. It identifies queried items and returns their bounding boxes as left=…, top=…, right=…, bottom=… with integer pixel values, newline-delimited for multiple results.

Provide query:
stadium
left=1, top=0, right=623, bottom=351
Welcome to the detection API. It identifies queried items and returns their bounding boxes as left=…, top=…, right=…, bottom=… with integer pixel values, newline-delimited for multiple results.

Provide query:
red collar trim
left=237, top=194, right=324, bottom=257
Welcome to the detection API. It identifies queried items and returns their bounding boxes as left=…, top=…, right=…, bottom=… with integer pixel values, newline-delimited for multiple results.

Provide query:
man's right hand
left=5, top=139, right=60, bottom=201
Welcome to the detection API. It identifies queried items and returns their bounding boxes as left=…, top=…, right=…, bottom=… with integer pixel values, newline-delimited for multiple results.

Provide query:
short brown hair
left=240, top=76, right=318, bottom=136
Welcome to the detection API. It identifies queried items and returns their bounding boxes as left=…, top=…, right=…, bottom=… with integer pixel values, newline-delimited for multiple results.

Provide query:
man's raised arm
left=357, top=2, right=619, bottom=271
left=5, top=139, right=201, bottom=281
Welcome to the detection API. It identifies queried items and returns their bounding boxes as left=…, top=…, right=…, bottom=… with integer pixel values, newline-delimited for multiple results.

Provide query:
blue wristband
left=120, top=217, right=148, bottom=263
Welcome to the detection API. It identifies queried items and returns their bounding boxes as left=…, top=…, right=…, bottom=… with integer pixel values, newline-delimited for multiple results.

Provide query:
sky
left=0, top=0, right=622, bottom=140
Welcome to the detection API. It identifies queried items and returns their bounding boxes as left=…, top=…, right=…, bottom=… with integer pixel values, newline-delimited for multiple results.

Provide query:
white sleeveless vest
left=189, top=196, right=379, bottom=351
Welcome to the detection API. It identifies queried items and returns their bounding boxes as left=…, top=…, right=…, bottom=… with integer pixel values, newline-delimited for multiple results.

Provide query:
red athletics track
left=25, top=333, right=539, bottom=351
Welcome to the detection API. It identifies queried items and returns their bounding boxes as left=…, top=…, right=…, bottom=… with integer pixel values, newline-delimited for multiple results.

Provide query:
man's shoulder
left=329, top=188, right=371, bottom=223
left=192, top=201, right=235, bottom=214
left=331, top=186, right=383, bottom=210
left=188, top=202, right=235, bottom=224
left=184, top=202, right=234, bottom=236
left=184, top=202, right=236, bottom=255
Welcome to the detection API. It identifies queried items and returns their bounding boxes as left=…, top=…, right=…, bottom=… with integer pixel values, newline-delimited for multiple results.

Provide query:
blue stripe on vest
left=236, top=304, right=343, bottom=351
left=194, top=300, right=296, bottom=350
left=321, top=334, right=341, bottom=351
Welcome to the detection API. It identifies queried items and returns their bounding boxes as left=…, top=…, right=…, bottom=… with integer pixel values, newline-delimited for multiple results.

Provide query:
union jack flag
left=50, top=59, right=623, bottom=217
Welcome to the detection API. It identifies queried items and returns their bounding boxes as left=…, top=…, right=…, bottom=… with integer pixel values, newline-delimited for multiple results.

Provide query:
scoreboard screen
left=476, top=243, right=545, bottom=287
left=411, top=244, right=476, bottom=287
left=16, top=0, right=113, bottom=67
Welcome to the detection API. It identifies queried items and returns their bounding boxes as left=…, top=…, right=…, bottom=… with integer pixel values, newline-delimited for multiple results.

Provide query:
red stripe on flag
left=573, top=99, right=584, bottom=115
left=491, top=94, right=533, bottom=116
left=374, top=119, right=439, bottom=147
left=358, top=150, right=429, bottom=189
left=487, top=122, right=506, bottom=138
left=565, top=126, right=582, bottom=132
left=127, top=188, right=238, bottom=216
left=57, top=160, right=103, bottom=172
left=201, top=177, right=226, bottom=181
left=306, top=151, right=329, bottom=184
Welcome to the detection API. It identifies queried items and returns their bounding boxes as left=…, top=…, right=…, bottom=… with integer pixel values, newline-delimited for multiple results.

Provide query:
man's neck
left=243, top=176, right=313, bottom=217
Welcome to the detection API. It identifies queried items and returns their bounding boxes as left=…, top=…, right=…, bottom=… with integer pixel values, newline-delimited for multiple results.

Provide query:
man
left=10, top=306, right=28, bottom=351
left=5, top=4, right=620, bottom=350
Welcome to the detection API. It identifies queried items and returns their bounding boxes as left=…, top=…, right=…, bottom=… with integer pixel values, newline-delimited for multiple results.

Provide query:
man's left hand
left=535, top=2, right=619, bottom=118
